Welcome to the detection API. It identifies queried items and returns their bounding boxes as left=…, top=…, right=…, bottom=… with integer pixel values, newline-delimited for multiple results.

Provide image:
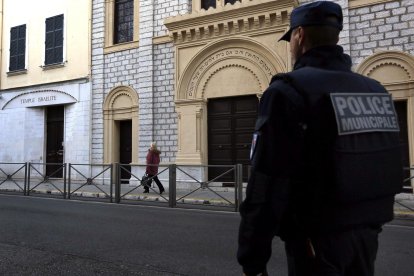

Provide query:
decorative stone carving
left=165, top=0, right=293, bottom=45
left=357, top=51, right=414, bottom=83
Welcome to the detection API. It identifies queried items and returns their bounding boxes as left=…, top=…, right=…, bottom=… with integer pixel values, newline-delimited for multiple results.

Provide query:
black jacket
left=237, top=45, right=403, bottom=275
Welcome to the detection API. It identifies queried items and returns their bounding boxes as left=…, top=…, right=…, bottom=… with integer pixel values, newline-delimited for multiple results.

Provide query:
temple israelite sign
left=2, top=90, right=77, bottom=109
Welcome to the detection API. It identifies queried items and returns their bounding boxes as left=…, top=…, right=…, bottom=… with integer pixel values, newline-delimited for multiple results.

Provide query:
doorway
left=394, top=100, right=411, bottom=192
left=46, top=105, right=64, bottom=177
left=119, top=120, right=132, bottom=183
left=208, top=95, right=258, bottom=183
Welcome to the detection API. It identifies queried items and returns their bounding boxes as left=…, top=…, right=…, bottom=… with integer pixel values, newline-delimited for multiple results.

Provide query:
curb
left=394, top=211, right=414, bottom=219
left=2, top=188, right=413, bottom=214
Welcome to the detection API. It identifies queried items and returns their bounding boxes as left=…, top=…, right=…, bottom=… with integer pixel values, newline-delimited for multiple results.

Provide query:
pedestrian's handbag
left=141, top=173, right=152, bottom=188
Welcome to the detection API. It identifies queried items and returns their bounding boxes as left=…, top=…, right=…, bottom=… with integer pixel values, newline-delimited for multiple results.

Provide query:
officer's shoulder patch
left=330, top=93, right=399, bottom=135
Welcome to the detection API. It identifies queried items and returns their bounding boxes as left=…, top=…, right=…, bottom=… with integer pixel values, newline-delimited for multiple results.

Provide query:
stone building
left=96, top=0, right=414, bottom=189
left=0, top=0, right=92, bottom=177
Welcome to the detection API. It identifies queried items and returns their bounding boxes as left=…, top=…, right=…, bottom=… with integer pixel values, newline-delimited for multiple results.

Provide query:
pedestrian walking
left=237, top=1, right=404, bottom=276
left=144, top=142, right=165, bottom=194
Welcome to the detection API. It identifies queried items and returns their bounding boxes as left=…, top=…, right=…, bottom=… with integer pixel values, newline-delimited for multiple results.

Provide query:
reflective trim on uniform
left=330, top=93, right=399, bottom=135
left=250, top=132, right=259, bottom=160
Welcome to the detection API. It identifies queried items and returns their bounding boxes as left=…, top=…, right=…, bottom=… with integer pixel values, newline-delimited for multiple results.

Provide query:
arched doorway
left=357, top=51, right=414, bottom=191
left=175, top=37, right=285, bottom=181
left=103, top=86, right=139, bottom=166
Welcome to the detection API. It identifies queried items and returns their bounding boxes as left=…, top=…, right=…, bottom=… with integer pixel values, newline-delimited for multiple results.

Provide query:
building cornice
left=164, top=0, right=297, bottom=45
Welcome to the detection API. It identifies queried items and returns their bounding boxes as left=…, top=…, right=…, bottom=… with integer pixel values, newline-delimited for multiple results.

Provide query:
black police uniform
left=237, top=45, right=403, bottom=276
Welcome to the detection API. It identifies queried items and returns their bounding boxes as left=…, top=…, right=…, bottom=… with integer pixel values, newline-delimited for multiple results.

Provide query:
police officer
left=237, top=1, right=403, bottom=276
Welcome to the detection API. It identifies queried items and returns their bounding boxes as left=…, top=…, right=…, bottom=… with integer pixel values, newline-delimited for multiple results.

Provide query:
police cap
left=279, top=1, right=343, bottom=42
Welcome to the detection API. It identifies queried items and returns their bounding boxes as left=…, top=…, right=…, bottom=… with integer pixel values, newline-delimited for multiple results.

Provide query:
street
left=0, top=194, right=413, bottom=275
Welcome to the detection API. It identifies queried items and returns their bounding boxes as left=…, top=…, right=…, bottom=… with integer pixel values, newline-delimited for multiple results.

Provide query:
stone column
left=175, top=99, right=207, bottom=165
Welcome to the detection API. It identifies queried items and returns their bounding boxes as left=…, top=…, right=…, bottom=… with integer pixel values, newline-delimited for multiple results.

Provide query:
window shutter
left=45, top=14, right=64, bottom=65
left=17, top=26, right=26, bottom=69
left=9, top=25, right=26, bottom=71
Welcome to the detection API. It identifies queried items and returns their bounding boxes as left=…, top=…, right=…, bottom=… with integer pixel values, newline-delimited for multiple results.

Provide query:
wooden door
left=119, top=120, right=132, bottom=183
left=46, top=105, right=64, bottom=177
left=208, top=95, right=258, bottom=183
left=394, top=101, right=411, bottom=192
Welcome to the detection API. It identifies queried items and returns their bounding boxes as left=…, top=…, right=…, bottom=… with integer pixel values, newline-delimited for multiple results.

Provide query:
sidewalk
left=394, top=193, right=414, bottom=218
left=1, top=179, right=413, bottom=217
left=0, top=179, right=239, bottom=208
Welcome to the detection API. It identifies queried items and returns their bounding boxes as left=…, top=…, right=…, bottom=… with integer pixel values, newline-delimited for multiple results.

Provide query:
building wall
left=349, top=0, right=414, bottom=65
left=153, top=42, right=177, bottom=161
left=91, top=0, right=105, bottom=163
left=0, top=82, right=92, bottom=164
left=91, top=0, right=188, bottom=164
left=0, top=0, right=91, bottom=89
left=0, top=0, right=92, bottom=167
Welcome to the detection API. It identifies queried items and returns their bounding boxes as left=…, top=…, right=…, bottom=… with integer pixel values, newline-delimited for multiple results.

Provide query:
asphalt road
left=0, top=194, right=413, bottom=276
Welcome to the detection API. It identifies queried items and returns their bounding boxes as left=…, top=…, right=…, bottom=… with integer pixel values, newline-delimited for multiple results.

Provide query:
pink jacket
left=146, top=149, right=160, bottom=175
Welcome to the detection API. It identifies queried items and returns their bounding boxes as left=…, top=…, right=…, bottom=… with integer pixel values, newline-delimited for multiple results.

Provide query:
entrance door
left=208, top=95, right=258, bottom=183
left=119, top=120, right=132, bottom=183
left=46, top=105, right=64, bottom=177
left=394, top=101, right=411, bottom=192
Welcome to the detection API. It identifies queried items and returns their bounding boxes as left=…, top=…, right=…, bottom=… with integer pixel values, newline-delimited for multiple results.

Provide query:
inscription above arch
left=177, top=37, right=285, bottom=101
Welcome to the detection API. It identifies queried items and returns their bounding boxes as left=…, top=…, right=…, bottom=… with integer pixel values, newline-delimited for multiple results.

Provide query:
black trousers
left=285, top=226, right=381, bottom=276
left=145, top=174, right=164, bottom=192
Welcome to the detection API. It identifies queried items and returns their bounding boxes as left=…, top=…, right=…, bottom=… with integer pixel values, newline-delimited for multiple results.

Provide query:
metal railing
left=0, top=162, right=412, bottom=213
left=173, top=164, right=243, bottom=211
left=114, top=163, right=170, bottom=204
left=402, top=167, right=414, bottom=191
left=1, top=162, right=243, bottom=211
left=68, top=163, right=113, bottom=202
left=27, top=163, right=67, bottom=198
left=0, top=162, right=27, bottom=195
left=395, top=167, right=414, bottom=213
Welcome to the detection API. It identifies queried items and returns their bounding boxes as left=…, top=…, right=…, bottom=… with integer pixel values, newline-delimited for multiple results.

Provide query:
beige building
left=0, top=0, right=92, bottom=175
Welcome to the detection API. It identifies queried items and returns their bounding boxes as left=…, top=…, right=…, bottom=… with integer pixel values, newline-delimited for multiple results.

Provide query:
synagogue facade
left=90, top=0, right=413, bottom=187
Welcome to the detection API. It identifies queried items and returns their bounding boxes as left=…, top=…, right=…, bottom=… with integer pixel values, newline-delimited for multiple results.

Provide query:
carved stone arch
left=357, top=51, right=414, bottom=178
left=177, top=36, right=285, bottom=101
left=104, top=85, right=139, bottom=110
left=103, top=86, right=139, bottom=163
left=175, top=37, right=285, bottom=165
left=356, top=51, right=414, bottom=86
left=200, top=61, right=263, bottom=99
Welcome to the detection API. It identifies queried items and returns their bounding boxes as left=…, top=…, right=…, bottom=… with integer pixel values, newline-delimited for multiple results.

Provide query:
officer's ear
left=295, top=27, right=307, bottom=52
